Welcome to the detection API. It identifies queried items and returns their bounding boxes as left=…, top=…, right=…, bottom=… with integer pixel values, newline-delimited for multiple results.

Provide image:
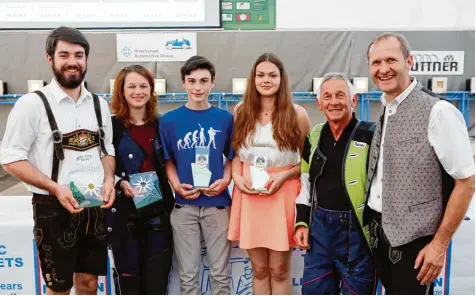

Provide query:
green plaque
left=70, top=181, right=104, bottom=208
left=221, top=0, right=276, bottom=30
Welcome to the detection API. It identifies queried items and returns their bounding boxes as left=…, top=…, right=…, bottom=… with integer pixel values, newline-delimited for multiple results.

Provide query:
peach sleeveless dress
left=228, top=121, right=301, bottom=251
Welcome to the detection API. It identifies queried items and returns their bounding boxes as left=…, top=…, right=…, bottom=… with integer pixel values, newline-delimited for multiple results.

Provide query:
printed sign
left=116, top=32, right=197, bottom=62
left=221, top=0, right=276, bottom=30
left=0, top=196, right=454, bottom=295
left=410, top=51, right=464, bottom=75
left=0, top=239, right=32, bottom=295
left=167, top=243, right=305, bottom=295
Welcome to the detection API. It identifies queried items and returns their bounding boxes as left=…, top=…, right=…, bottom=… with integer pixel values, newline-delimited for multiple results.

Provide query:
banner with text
left=0, top=226, right=35, bottom=295
left=410, top=51, right=465, bottom=75
left=116, top=32, right=197, bottom=62
left=0, top=196, right=453, bottom=295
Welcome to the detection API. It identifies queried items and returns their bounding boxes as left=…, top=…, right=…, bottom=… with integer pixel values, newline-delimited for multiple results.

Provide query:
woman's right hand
left=120, top=180, right=135, bottom=198
left=233, top=175, right=256, bottom=195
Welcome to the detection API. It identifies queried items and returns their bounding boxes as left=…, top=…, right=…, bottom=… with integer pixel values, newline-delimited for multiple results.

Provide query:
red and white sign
left=236, top=13, right=250, bottom=22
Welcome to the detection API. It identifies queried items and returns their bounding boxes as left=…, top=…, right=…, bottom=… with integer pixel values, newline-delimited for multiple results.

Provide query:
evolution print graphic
left=177, top=123, right=221, bottom=188
left=177, top=124, right=222, bottom=150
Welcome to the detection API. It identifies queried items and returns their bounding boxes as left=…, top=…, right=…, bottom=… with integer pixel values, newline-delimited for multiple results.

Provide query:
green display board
left=221, top=0, right=276, bottom=30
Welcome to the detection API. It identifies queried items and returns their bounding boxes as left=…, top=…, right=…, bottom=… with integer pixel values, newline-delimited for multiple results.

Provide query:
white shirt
left=0, top=79, right=115, bottom=194
left=238, top=122, right=300, bottom=168
left=368, top=79, right=475, bottom=212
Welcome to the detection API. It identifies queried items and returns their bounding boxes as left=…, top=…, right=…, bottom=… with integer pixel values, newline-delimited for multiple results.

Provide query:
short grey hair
left=316, top=72, right=356, bottom=101
left=367, top=32, right=412, bottom=60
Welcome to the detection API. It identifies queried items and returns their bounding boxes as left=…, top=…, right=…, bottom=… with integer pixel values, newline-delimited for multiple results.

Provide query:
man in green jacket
left=294, top=73, right=375, bottom=295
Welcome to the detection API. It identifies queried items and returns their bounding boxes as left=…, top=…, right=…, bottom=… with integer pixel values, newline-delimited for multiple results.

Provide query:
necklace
left=263, top=110, right=273, bottom=116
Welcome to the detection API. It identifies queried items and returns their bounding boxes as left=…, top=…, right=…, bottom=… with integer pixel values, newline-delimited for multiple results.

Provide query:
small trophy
left=70, top=181, right=104, bottom=208
left=193, top=147, right=212, bottom=188
left=250, top=155, right=269, bottom=192
left=130, top=171, right=163, bottom=209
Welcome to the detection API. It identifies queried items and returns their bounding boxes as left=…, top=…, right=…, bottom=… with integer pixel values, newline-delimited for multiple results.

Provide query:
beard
left=52, top=60, right=87, bottom=89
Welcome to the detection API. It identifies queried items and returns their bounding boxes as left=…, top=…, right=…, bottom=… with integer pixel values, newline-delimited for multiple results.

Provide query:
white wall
left=276, top=0, right=475, bottom=30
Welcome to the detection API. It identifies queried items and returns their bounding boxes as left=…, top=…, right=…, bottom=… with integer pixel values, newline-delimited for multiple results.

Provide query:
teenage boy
left=160, top=56, right=234, bottom=295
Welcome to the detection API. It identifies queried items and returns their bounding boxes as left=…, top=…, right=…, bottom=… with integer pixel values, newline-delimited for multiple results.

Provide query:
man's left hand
left=101, top=179, right=115, bottom=208
left=201, top=179, right=229, bottom=196
left=414, top=240, right=447, bottom=285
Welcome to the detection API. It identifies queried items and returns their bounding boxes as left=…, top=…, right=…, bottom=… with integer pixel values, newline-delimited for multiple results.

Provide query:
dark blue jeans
left=107, top=193, right=173, bottom=295
left=302, top=206, right=376, bottom=295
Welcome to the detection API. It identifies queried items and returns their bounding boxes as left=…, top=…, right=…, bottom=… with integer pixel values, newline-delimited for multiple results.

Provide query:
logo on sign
left=165, top=38, right=191, bottom=50
left=353, top=141, right=367, bottom=149
left=410, top=51, right=464, bottom=75
left=121, top=47, right=132, bottom=57
left=200, top=245, right=253, bottom=295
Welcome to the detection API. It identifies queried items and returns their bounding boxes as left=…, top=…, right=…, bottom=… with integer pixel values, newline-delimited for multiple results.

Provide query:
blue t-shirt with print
left=160, top=105, right=234, bottom=206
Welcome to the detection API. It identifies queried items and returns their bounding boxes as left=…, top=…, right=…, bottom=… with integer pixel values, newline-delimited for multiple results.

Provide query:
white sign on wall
left=116, top=33, right=197, bottom=62
left=276, top=0, right=474, bottom=30
left=410, top=51, right=465, bottom=75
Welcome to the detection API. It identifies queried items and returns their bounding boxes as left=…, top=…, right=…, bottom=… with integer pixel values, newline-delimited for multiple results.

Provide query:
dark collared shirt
left=315, top=115, right=358, bottom=211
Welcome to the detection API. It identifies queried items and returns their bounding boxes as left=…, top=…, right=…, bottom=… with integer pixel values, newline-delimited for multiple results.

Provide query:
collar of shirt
left=322, top=112, right=358, bottom=142
left=49, top=78, right=92, bottom=104
left=380, top=77, right=418, bottom=107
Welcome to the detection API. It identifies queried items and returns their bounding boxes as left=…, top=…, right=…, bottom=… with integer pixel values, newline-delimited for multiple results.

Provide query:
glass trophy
left=129, top=171, right=163, bottom=209
left=70, top=181, right=104, bottom=208
left=250, top=155, right=270, bottom=192
left=193, top=146, right=212, bottom=188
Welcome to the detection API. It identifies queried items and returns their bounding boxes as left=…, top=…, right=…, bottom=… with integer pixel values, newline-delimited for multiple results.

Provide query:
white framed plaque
left=250, top=155, right=269, bottom=191
left=193, top=146, right=212, bottom=188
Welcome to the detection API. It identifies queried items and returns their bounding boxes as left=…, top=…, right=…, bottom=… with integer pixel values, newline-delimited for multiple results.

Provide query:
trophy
left=70, top=181, right=104, bottom=208
left=192, top=146, right=212, bottom=188
left=129, top=171, right=163, bottom=209
left=250, top=155, right=269, bottom=192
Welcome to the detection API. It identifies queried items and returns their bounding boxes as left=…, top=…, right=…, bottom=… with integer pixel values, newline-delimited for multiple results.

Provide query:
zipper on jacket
left=309, top=148, right=326, bottom=229
left=341, top=121, right=373, bottom=253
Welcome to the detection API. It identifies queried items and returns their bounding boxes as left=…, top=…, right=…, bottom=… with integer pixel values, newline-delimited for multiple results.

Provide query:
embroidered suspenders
left=34, top=90, right=109, bottom=183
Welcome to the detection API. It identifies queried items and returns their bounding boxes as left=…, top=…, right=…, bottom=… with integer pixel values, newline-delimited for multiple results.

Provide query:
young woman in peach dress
left=228, top=53, right=311, bottom=294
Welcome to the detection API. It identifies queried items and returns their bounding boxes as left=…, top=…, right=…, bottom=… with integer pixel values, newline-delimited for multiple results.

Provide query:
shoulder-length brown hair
left=232, top=53, right=300, bottom=152
left=110, top=65, right=157, bottom=127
